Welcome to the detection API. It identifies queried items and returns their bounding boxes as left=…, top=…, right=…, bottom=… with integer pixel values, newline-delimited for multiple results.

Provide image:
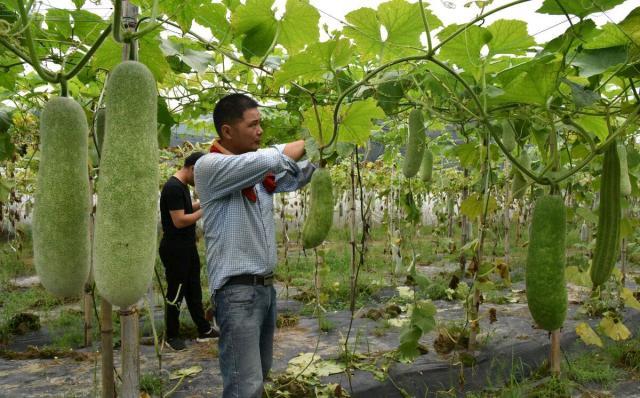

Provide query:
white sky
left=42, top=0, right=639, bottom=44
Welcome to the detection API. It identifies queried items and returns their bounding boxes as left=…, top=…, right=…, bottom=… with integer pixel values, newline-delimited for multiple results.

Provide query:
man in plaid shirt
left=195, top=94, right=315, bottom=398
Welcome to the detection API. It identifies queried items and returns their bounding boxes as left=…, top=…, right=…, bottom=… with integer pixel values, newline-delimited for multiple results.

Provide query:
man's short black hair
left=184, top=151, right=204, bottom=168
left=213, top=93, right=260, bottom=135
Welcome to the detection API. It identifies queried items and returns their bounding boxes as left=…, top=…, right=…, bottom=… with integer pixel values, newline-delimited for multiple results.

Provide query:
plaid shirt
left=194, top=145, right=315, bottom=292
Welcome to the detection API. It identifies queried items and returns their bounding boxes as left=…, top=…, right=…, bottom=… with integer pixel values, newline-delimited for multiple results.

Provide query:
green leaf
left=92, top=36, right=121, bottom=73
left=231, top=0, right=274, bottom=34
left=453, top=142, right=479, bottom=168
left=70, top=10, right=106, bottom=44
left=620, top=216, right=634, bottom=239
left=494, top=53, right=556, bottom=86
left=0, top=131, right=15, bottom=162
left=564, top=79, right=600, bottom=108
left=537, top=0, right=626, bottom=18
left=273, top=39, right=353, bottom=86
left=157, top=97, right=176, bottom=149
left=565, top=266, right=592, bottom=287
left=437, top=24, right=491, bottom=74
left=195, top=3, right=232, bottom=44
left=139, top=34, right=172, bottom=82
left=94, top=34, right=170, bottom=82
left=377, top=0, right=441, bottom=55
left=0, top=177, right=13, bottom=202
left=160, top=0, right=204, bottom=32
left=575, top=207, right=598, bottom=224
left=460, top=193, right=497, bottom=219
left=344, top=0, right=442, bottom=62
left=72, top=0, right=85, bottom=9
left=0, top=110, right=12, bottom=134
left=0, top=3, right=18, bottom=24
left=339, top=98, right=384, bottom=145
left=302, top=105, right=333, bottom=146
left=376, top=72, right=405, bottom=115
left=572, top=46, right=628, bottom=77
left=45, top=9, right=72, bottom=39
left=574, top=115, right=609, bottom=142
left=544, top=19, right=598, bottom=54
left=584, top=23, right=630, bottom=50
left=411, top=301, right=436, bottom=333
left=0, top=59, right=18, bottom=90
left=231, top=0, right=277, bottom=59
left=161, top=37, right=212, bottom=74
left=497, top=59, right=562, bottom=105
left=343, top=7, right=380, bottom=60
left=487, top=20, right=535, bottom=56
left=241, top=22, right=277, bottom=59
left=278, top=0, right=319, bottom=53
left=398, top=324, right=421, bottom=360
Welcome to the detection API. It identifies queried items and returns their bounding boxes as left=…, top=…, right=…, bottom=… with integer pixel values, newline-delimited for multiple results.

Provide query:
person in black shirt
left=160, top=151, right=217, bottom=351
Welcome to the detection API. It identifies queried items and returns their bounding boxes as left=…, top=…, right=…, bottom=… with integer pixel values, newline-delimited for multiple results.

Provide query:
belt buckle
left=264, top=274, right=273, bottom=286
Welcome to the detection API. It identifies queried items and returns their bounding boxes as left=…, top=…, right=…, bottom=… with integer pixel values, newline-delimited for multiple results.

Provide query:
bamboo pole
left=83, top=283, right=93, bottom=347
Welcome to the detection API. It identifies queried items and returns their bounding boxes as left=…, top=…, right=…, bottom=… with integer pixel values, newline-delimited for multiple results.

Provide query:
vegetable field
left=0, top=0, right=640, bottom=396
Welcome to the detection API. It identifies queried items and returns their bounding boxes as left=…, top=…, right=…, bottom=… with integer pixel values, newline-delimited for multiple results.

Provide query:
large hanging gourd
left=33, top=97, right=91, bottom=297
left=525, top=195, right=567, bottom=331
left=420, top=149, right=433, bottom=183
left=590, top=142, right=621, bottom=288
left=402, top=109, right=425, bottom=178
left=617, top=140, right=631, bottom=196
left=302, top=168, right=334, bottom=249
left=94, top=61, right=159, bottom=308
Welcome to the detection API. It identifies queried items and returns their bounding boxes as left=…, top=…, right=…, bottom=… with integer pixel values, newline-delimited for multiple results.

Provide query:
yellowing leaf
left=397, top=286, right=413, bottom=299
left=565, top=266, right=592, bottom=288
left=621, top=288, right=640, bottom=311
left=286, top=353, right=345, bottom=377
left=576, top=322, right=603, bottom=347
left=169, top=365, right=203, bottom=380
left=388, top=318, right=410, bottom=328
left=600, top=316, right=631, bottom=341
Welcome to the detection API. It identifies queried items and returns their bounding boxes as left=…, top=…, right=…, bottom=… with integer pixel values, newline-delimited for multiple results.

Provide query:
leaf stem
left=418, top=0, right=432, bottom=53
left=16, top=0, right=58, bottom=82
left=62, top=24, right=113, bottom=80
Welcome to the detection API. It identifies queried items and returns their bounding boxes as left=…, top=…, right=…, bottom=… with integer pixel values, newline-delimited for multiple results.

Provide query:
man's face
left=226, top=108, right=263, bottom=153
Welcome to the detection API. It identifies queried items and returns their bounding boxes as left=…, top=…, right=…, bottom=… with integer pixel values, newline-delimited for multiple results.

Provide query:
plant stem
left=16, top=0, right=58, bottom=82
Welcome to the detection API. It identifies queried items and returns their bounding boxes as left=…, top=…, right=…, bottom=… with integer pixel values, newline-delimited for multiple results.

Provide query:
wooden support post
left=120, top=307, right=140, bottom=398
left=100, top=299, right=115, bottom=398
left=550, top=329, right=561, bottom=376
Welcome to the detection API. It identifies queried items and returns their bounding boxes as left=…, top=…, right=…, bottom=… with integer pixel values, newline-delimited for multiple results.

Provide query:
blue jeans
left=214, top=284, right=276, bottom=398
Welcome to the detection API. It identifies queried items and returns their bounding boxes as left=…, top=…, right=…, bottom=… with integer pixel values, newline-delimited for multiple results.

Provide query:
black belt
left=224, top=274, right=274, bottom=287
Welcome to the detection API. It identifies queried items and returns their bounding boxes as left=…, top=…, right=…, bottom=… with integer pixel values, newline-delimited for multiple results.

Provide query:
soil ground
left=1, top=264, right=639, bottom=397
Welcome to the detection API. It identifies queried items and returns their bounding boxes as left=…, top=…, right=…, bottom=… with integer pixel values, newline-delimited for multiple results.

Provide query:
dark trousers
left=159, top=242, right=209, bottom=338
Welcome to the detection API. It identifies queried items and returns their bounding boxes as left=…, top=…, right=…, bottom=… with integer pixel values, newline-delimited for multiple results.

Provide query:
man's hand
left=282, top=140, right=305, bottom=161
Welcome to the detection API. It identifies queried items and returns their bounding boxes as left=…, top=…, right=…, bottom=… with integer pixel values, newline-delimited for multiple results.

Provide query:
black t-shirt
left=160, top=176, right=195, bottom=246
